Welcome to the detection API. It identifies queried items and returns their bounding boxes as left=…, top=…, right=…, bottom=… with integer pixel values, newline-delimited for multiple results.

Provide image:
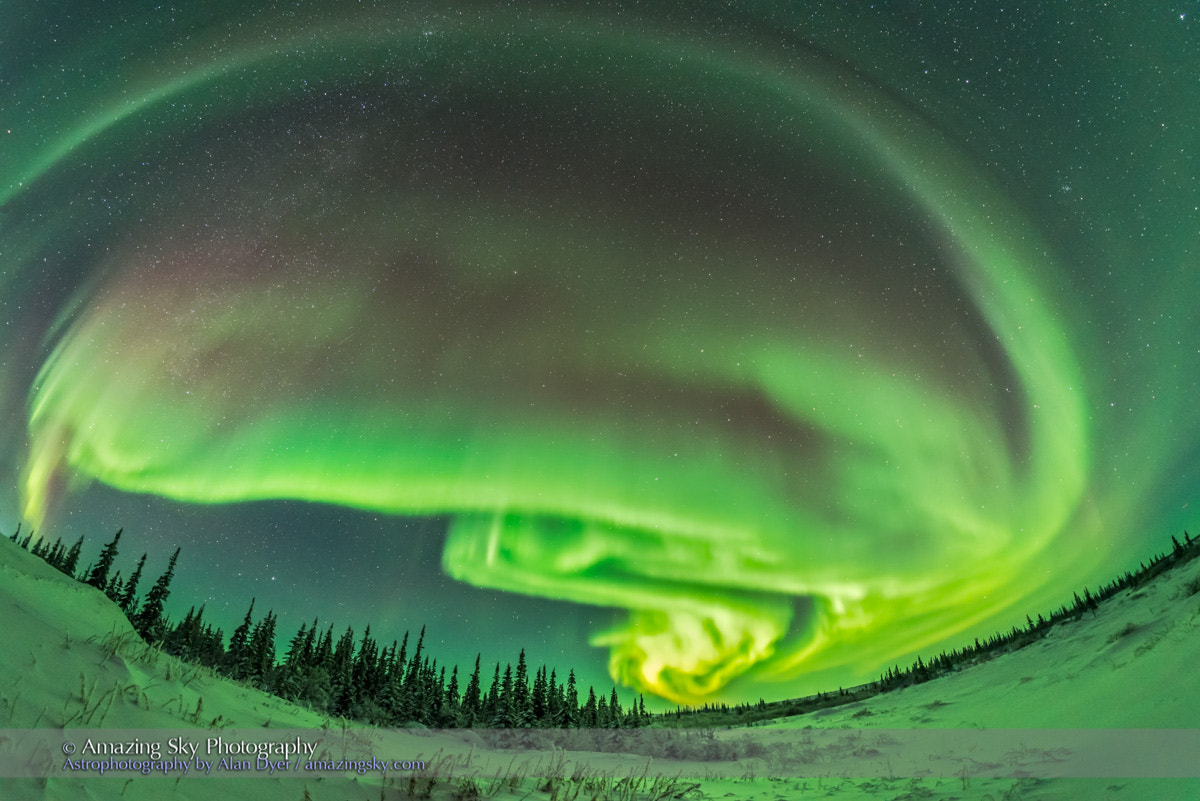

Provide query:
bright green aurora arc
left=1, top=2, right=1197, bottom=704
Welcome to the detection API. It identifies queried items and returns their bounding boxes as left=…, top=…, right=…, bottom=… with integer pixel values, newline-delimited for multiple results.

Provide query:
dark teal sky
left=1, top=2, right=1197, bottom=706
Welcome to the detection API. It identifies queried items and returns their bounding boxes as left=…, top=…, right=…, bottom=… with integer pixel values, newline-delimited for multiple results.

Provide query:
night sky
left=2, top=2, right=1197, bottom=706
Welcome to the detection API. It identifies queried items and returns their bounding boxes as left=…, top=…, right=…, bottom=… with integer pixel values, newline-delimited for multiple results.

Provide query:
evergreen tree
left=49, top=539, right=68, bottom=570
left=163, top=606, right=191, bottom=655
left=531, top=666, right=548, bottom=725
left=86, top=529, right=122, bottom=590
left=313, top=625, right=334, bottom=670
left=350, top=626, right=381, bottom=720
left=41, top=537, right=64, bottom=569
left=546, top=669, right=560, bottom=726
left=201, top=625, right=226, bottom=667
left=177, top=604, right=208, bottom=662
left=416, top=657, right=437, bottom=724
left=61, top=536, right=85, bottom=579
left=431, top=665, right=447, bottom=724
left=185, top=619, right=206, bottom=664
left=395, top=631, right=410, bottom=680
left=494, top=663, right=515, bottom=727
left=330, top=626, right=357, bottom=716
left=300, top=619, right=317, bottom=665
left=133, top=547, right=179, bottom=642
left=561, top=670, right=579, bottom=727
left=461, top=655, right=482, bottom=725
left=583, top=686, right=598, bottom=727
left=224, top=598, right=256, bottom=679
left=513, top=649, right=531, bottom=726
left=608, top=688, right=622, bottom=728
left=445, top=665, right=461, bottom=724
left=119, top=553, right=146, bottom=615
left=354, top=627, right=379, bottom=686
left=283, top=621, right=311, bottom=670
left=296, top=622, right=332, bottom=711
left=483, top=663, right=501, bottom=722
left=246, top=610, right=278, bottom=690
left=104, top=570, right=124, bottom=603
left=373, top=642, right=400, bottom=723
left=405, top=626, right=426, bottom=688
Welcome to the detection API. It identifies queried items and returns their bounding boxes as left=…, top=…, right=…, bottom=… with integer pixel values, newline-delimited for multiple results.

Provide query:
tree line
left=874, top=530, right=1200, bottom=693
left=7, top=524, right=650, bottom=729
left=11, top=522, right=1198, bottom=730
left=658, top=530, right=1200, bottom=727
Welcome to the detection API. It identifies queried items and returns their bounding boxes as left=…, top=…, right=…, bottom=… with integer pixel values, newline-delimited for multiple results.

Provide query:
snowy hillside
left=2, top=532, right=1199, bottom=800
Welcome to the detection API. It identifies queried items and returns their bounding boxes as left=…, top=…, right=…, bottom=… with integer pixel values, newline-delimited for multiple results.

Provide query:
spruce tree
left=119, top=554, right=146, bottom=615
left=86, top=529, right=122, bottom=590
left=531, top=666, right=548, bottom=725
left=403, top=657, right=425, bottom=724
left=299, top=623, right=332, bottom=711
left=431, top=665, right=447, bottom=724
left=352, top=626, right=384, bottom=720
left=483, top=663, right=501, bottom=722
left=247, top=611, right=278, bottom=690
left=495, top=663, right=515, bottom=727
left=313, top=625, right=334, bottom=670
left=461, top=655, right=482, bottom=725
left=351, top=626, right=379, bottom=708
left=405, top=626, right=426, bottom=688
left=104, top=570, right=123, bottom=603
left=445, top=665, right=461, bottom=723
left=48, top=539, right=67, bottom=570
left=562, top=670, right=579, bottom=727
left=583, top=686, right=598, bottom=727
left=133, top=546, right=179, bottom=641
left=377, top=644, right=404, bottom=723
left=224, top=599, right=256, bottom=679
left=546, top=669, right=561, bottom=726
left=300, top=619, right=317, bottom=665
left=61, top=536, right=85, bottom=578
left=330, top=626, right=357, bottom=716
left=285, top=622, right=310, bottom=666
left=513, top=649, right=531, bottom=726
left=165, top=606, right=196, bottom=658
left=395, top=631, right=409, bottom=679
left=204, top=626, right=226, bottom=667
left=409, top=656, right=432, bottom=724
left=42, top=537, right=64, bottom=568
left=177, top=604, right=207, bottom=661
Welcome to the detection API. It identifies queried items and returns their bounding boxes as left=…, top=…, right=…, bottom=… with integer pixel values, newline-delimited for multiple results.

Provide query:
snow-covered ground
left=3, top=532, right=1199, bottom=800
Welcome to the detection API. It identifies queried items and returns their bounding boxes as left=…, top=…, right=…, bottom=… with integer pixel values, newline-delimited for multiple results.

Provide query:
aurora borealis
left=2, top=2, right=1198, bottom=705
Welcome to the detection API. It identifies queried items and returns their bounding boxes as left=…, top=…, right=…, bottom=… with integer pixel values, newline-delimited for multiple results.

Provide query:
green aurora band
left=2, top=2, right=1193, bottom=703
